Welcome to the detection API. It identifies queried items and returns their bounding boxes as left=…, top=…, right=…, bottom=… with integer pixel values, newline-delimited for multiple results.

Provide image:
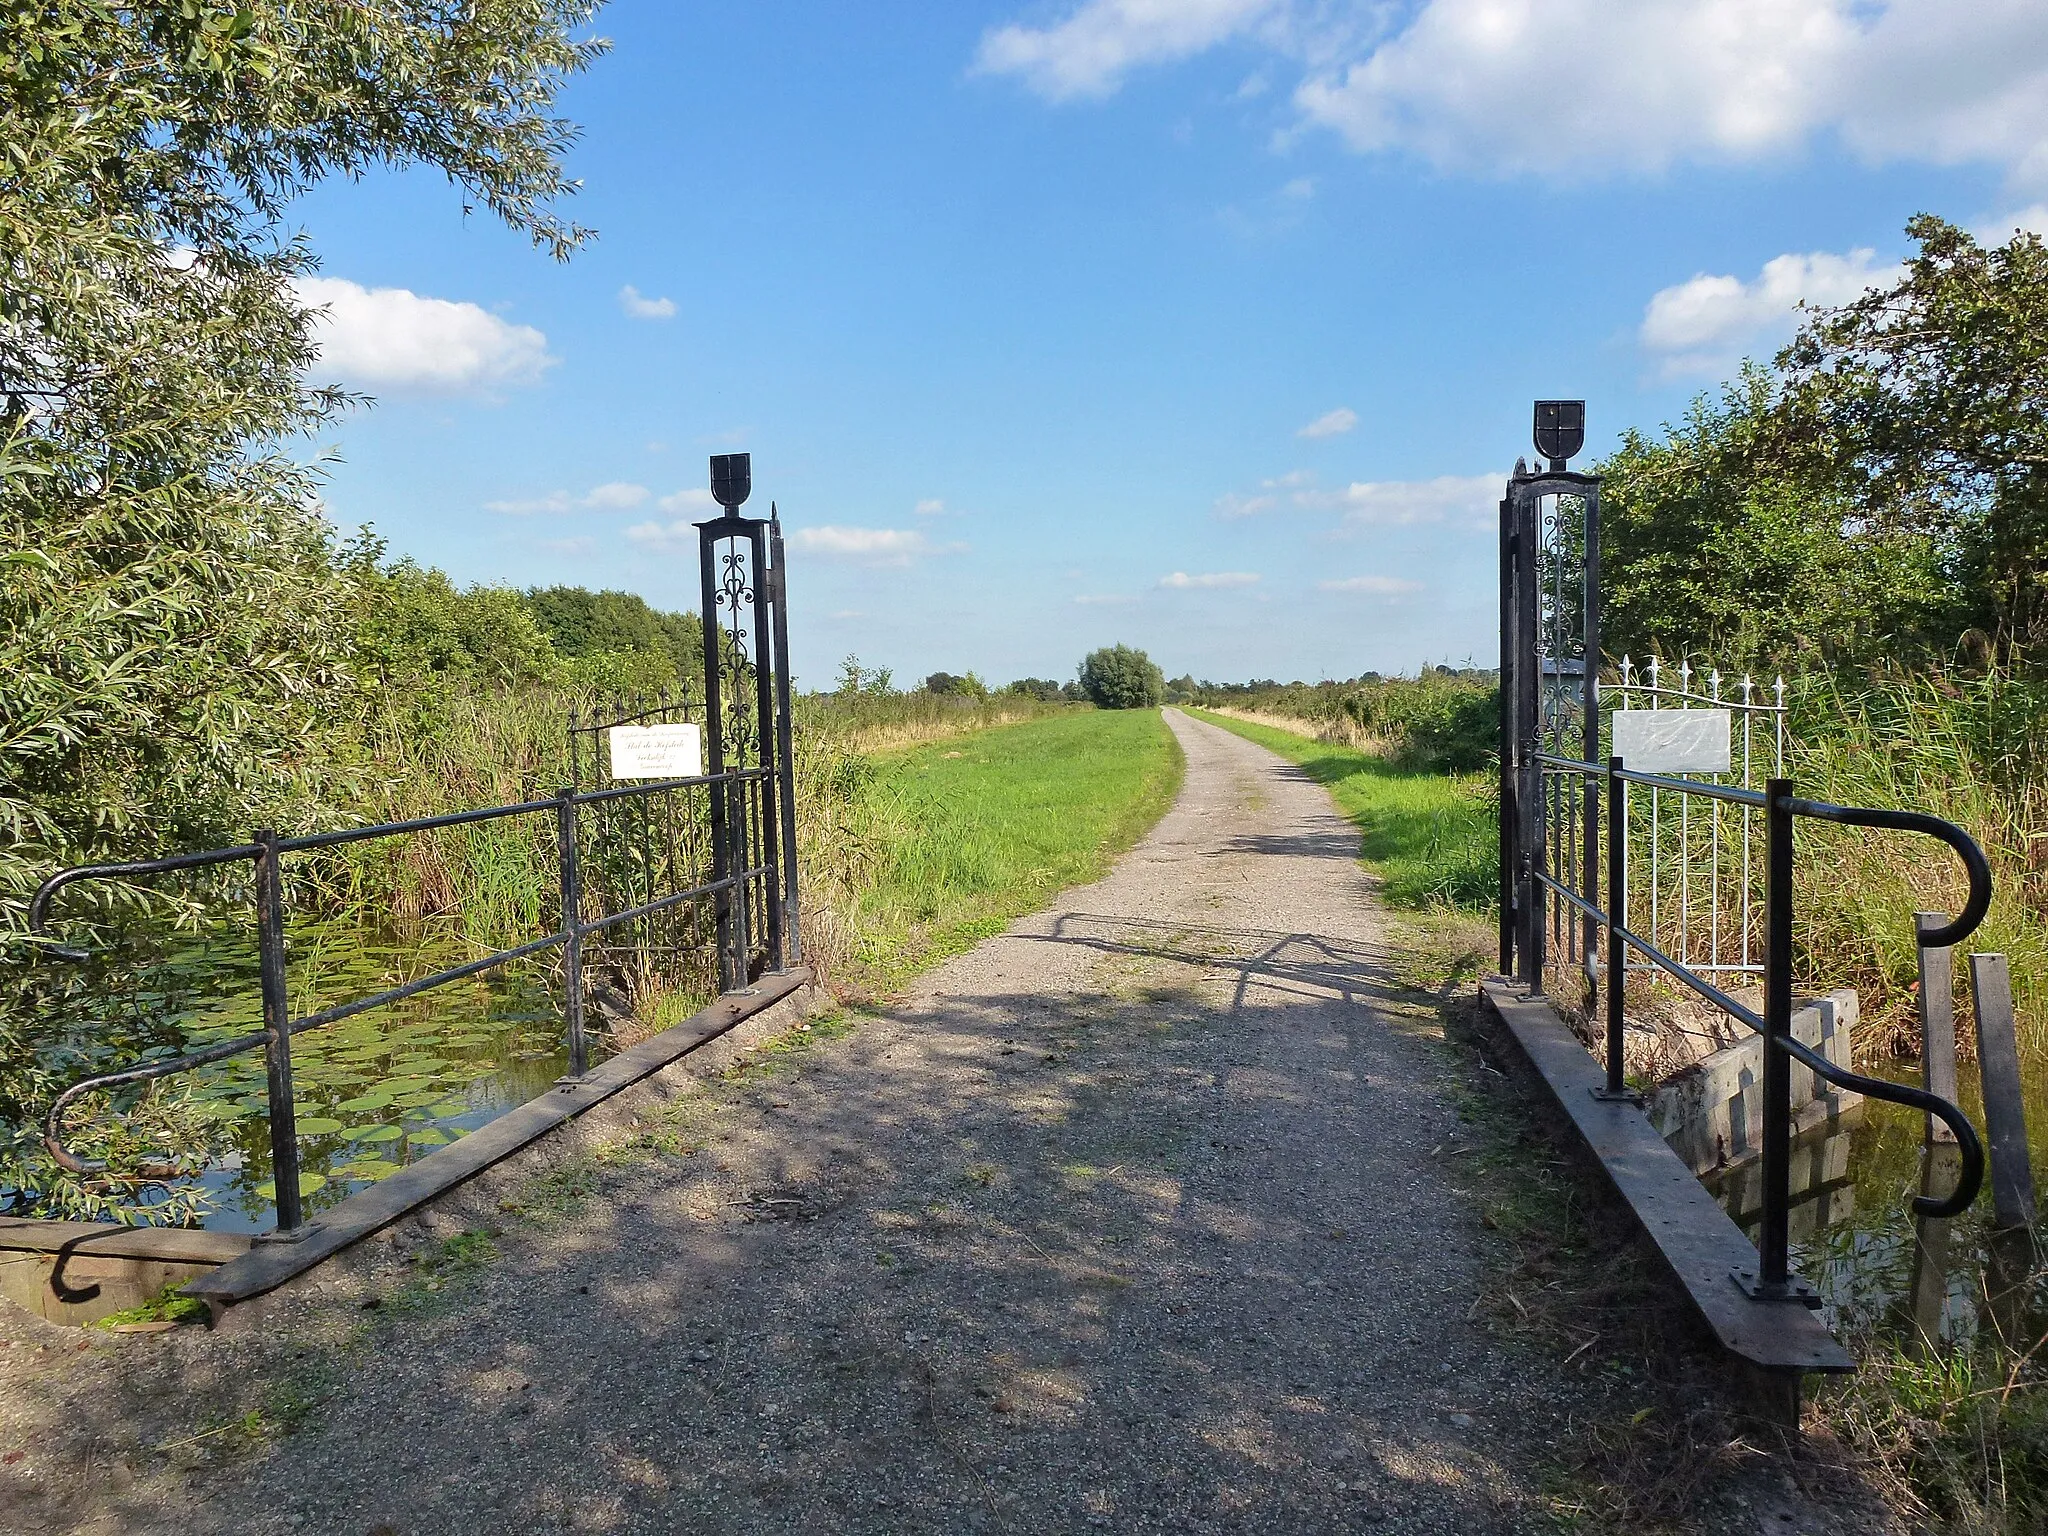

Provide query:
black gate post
left=696, top=452, right=803, bottom=991
left=748, top=519, right=785, bottom=971
left=1758, top=775, right=1796, bottom=1292
left=1513, top=472, right=1544, bottom=992
left=1604, top=758, right=1627, bottom=1096
left=698, top=518, right=736, bottom=993
left=768, top=509, right=802, bottom=968
left=556, top=787, right=588, bottom=1078
left=254, top=829, right=305, bottom=1237
left=1580, top=485, right=1602, bottom=985
left=1497, top=492, right=1517, bottom=977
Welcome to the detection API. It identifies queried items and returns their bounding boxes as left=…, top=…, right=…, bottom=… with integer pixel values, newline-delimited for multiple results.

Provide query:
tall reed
left=1788, top=663, right=2048, bottom=1058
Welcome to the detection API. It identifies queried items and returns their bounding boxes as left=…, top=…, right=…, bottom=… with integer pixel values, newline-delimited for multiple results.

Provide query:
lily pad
left=254, top=1172, right=327, bottom=1200
left=340, top=1124, right=403, bottom=1144
left=391, top=1091, right=444, bottom=1109
left=336, top=1092, right=394, bottom=1113
left=338, top=1159, right=401, bottom=1182
left=427, top=1099, right=472, bottom=1118
left=189, top=1100, right=254, bottom=1122
left=295, top=1117, right=345, bottom=1136
left=407, top=1128, right=451, bottom=1146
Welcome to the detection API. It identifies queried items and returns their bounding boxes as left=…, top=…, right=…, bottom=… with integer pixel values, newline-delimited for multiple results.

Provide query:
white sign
left=607, top=723, right=702, bottom=780
left=1611, top=709, right=1732, bottom=774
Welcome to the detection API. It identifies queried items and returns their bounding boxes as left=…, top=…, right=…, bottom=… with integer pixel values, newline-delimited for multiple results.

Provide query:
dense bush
left=1193, top=667, right=1498, bottom=774
left=1079, top=644, right=1165, bottom=710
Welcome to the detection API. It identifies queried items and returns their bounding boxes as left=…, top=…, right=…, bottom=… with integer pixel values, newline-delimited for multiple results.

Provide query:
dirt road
left=10, top=709, right=1602, bottom=1533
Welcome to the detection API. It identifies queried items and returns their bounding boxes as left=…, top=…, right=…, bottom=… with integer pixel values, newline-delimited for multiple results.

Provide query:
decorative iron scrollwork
left=715, top=546, right=757, bottom=765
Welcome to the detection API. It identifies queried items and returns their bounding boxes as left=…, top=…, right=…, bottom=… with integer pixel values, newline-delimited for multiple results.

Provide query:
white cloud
left=1311, top=472, right=1501, bottom=530
left=658, top=487, right=719, bottom=514
left=914, top=498, right=947, bottom=516
left=1214, top=490, right=1278, bottom=519
left=1296, top=406, right=1357, bottom=439
left=583, top=481, right=651, bottom=510
left=623, top=519, right=694, bottom=553
left=1278, top=175, right=1316, bottom=200
left=619, top=285, right=677, bottom=320
left=1215, top=469, right=1311, bottom=519
left=789, top=526, right=965, bottom=567
left=297, top=276, right=554, bottom=394
left=1318, top=574, right=1422, bottom=595
left=976, top=0, right=1282, bottom=101
left=984, top=0, right=2048, bottom=189
left=1073, top=592, right=1138, bottom=605
left=486, top=482, right=649, bottom=516
left=1640, top=248, right=1901, bottom=376
left=1160, top=570, right=1260, bottom=589
left=1975, top=205, right=2048, bottom=242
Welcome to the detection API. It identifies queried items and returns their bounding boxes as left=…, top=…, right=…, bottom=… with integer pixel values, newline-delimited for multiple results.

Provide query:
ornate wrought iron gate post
left=1500, top=401, right=1601, bottom=994
left=698, top=453, right=797, bottom=989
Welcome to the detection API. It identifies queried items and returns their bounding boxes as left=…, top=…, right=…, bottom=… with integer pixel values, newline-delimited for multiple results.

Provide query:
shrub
left=1079, top=645, right=1165, bottom=710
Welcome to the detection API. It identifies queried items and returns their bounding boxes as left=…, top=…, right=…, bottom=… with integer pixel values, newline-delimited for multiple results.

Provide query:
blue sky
left=293, top=0, right=2048, bottom=686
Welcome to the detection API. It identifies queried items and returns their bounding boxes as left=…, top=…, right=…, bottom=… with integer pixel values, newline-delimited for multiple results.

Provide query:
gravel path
left=10, top=709, right=1598, bottom=1533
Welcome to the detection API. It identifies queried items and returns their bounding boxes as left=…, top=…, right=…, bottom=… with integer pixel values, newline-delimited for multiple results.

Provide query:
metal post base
left=1731, top=1267, right=1821, bottom=1308
left=253, top=1223, right=321, bottom=1245
left=1589, top=1086, right=1645, bottom=1106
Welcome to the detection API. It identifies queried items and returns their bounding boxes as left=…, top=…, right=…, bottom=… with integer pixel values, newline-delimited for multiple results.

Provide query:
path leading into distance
left=15, top=710, right=1611, bottom=1533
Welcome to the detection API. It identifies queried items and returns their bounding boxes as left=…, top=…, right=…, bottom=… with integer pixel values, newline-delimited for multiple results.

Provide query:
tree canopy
left=1079, top=645, right=1164, bottom=709
left=1598, top=215, right=2048, bottom=667
left=0, top=1, right=604, bottom=926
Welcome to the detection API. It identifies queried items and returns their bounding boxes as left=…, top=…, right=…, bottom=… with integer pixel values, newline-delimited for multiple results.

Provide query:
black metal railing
left=26, top=765, right=791, bottom=1240
left=1525, top=751, right=1990, bottom=1302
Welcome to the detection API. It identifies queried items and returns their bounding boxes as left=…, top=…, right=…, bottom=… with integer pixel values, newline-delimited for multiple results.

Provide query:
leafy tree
left=521, top=586, right=702, bottom=690
left=1005, top=677, right=1066, bottom=702
left=1776, top=214, right=2048, bottom=653
left=352, top=547, right=561, bottom=691
left=1599, top=369, right=1951, bottom=665
left=835, top=655, right=894, bottom=696
left=922, top=671, right=963, bottom=695
left=1, top=0, right=603, bottom=927
left=1078, top=645, right=1165, bottom=709
left=1, top=0, right=603, bottom=1218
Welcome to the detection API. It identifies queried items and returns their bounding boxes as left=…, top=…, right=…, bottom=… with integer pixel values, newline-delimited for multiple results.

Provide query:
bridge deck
left=1481, top=977, right=1854, bottom=1378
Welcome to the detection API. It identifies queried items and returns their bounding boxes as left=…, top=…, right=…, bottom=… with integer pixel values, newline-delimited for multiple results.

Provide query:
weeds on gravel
left=1430, top=989, right=1881, bottom=1532
left=92, top=1281, right=209, bottom=1329
left=1816, top=1331, right=2048, bottom=1531
left=1189, top=711, right=1494, bottom=912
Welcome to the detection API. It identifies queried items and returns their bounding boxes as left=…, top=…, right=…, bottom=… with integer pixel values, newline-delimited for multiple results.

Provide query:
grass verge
left=826, top=708, right=1184, bottom=995
left=1189, top=709, right=1494, bottom=912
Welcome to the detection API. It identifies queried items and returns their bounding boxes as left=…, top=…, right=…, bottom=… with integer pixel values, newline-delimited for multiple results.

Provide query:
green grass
left=1191, top=710, right=1496, bottom=912
left=840, top=709, right=1184, bottom=990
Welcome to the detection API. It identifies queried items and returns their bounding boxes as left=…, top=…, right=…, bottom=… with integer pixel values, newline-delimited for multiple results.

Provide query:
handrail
left=1536, top=867, right=1983, bottom=1218
left=1524, top=751, right=1992, bottom=1244
left=26, top=772, right=782, bottom=1224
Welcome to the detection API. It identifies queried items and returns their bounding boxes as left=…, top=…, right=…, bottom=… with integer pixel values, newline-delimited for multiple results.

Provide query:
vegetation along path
left=14, top=710, right=1815, bottom=1532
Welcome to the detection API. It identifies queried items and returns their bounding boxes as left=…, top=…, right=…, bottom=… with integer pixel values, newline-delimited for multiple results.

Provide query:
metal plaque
left=1611, top=709, right=1731, bottom=774
left=608, top=723, right=703, bottom=780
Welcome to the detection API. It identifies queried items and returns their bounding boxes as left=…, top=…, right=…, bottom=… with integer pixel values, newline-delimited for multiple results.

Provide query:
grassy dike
left=826, top=708, right=1185, bottom=995
left=1188, top=709, right=1495, bottom=913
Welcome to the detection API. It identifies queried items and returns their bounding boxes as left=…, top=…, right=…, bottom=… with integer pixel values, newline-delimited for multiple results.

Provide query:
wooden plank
left=1481, top=979, right=1853, bottom=1374
left=1968, top=953, right=2035, bottom=1231
left=187, top=968, right=811, bottom=1307
left=0, top=1219, right=251, bottom=1265
left=1916, top=912, right=1958, bottom=1143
